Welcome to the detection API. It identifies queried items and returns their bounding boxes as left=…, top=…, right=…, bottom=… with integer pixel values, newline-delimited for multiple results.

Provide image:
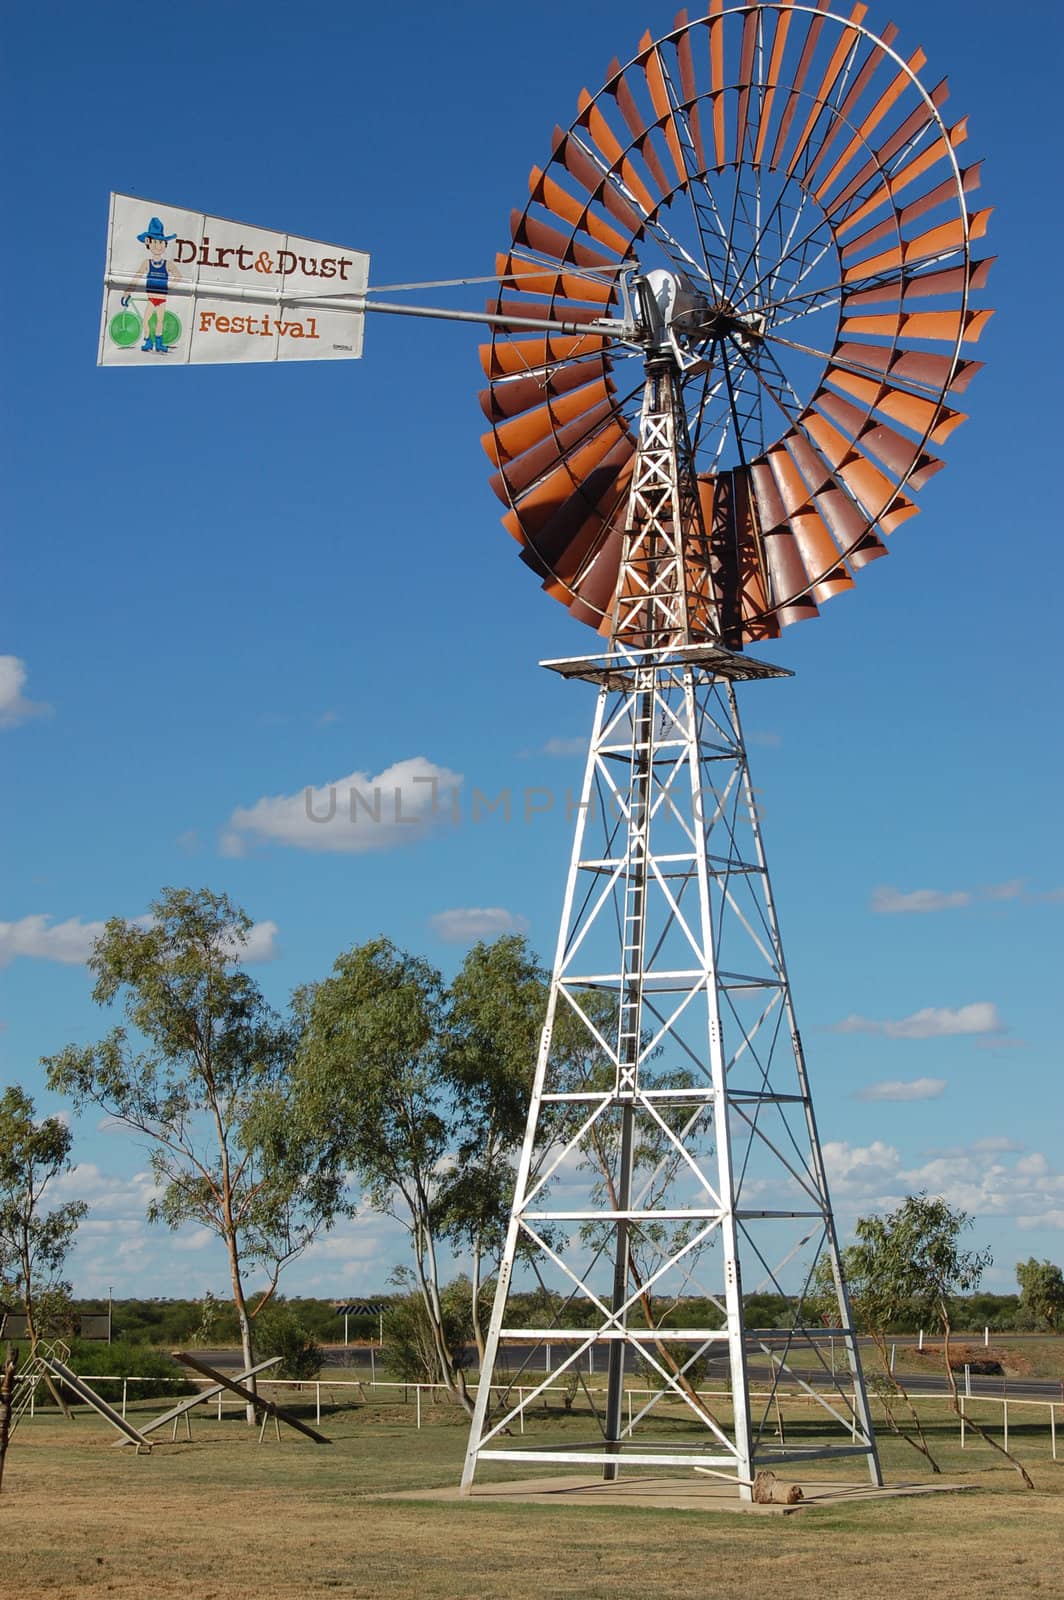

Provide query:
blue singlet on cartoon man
left=122, top=217, right=184, bottom=353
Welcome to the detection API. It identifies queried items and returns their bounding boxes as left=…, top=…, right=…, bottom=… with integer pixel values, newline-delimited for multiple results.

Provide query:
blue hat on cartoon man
left=137, top=216, right=176, bottom=243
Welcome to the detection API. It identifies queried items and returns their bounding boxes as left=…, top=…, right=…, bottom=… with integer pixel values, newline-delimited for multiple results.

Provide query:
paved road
left=190, top=1341, right=1062, bottom=1405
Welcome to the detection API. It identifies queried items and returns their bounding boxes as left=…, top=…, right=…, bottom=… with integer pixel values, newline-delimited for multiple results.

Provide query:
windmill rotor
left=481, top=0, right=992, bottom=648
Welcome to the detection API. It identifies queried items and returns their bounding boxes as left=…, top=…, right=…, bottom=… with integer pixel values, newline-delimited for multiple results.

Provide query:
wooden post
left=1051, top=1404, right=1057, bottom=1463
left=0, top=1347, right=18, bottom=1494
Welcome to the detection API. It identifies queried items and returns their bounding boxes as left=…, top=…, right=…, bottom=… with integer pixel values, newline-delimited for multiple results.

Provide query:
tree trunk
left=470, top=1241, right=485, bottom=1366
left=868, top=1328, right=940, bottom=1472
left=415, top=1220, right=474, bottom=1417
left=940, top=1305, right=1033, bottom=1490
left=225, top=1231, right=257, bottom=1426
left=0, top=1347, right=18, bottom=1493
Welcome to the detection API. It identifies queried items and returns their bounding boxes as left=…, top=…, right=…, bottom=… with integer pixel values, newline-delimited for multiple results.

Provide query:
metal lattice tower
left=462, top=337, right=882, bottom=1501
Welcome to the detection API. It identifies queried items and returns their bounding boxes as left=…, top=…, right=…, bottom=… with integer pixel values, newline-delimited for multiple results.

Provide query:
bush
left=56, top=1340, right=195, bottom=1403
left=384, top=1282, right=472, bottom=1385
left=253, top=1308, right=324, bottom=1380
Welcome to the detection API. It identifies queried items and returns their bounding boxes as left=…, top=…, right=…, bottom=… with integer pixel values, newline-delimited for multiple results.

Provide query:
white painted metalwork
left=461, top=319, right=881, bottom=1501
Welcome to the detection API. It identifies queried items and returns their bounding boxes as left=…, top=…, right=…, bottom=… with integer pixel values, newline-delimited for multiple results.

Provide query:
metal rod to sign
left=101, top=274, right=633, bottom=340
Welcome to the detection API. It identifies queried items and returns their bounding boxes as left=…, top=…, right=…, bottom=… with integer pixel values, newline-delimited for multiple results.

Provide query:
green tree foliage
left=293, top=939, right=470, bottom=1406
left=1016, top=1258, right=1064, bottom=1332
left=436, top=936, right=550, bottom=1359
left=849, top=1194, right=1033, bottom=1489
left=0, top=1085, right=87, bottom=1351
left=44, top=887, right=348, bottom=1406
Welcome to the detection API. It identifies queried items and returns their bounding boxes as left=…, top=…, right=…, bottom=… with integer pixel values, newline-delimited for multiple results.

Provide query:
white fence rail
left=13, top=1372, right=1062, bottom=1460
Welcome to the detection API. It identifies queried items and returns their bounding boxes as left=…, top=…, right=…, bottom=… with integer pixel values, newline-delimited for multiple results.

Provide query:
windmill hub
left=641, top=268, right=765, bottom=370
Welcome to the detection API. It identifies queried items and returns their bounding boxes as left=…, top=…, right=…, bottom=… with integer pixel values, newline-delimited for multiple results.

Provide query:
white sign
left=98, top=193, right=369, bottom=366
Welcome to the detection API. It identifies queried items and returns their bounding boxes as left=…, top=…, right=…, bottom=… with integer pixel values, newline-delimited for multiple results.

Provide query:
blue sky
left=2, top=0, right=1062, bottom=1304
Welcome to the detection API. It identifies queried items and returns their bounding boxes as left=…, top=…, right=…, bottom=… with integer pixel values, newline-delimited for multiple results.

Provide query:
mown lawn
left=1, top=1393, right=1062, bottom=1599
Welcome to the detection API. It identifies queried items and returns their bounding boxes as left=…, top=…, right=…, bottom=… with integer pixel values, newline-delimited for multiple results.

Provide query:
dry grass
left=1, top=1397, right=1062, bottom=1600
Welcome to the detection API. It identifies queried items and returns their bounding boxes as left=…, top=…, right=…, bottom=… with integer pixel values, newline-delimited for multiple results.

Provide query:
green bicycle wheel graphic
left=109, top=304, right=182, bottom=348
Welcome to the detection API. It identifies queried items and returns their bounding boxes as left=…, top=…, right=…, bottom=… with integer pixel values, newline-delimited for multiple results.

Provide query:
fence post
left=964, top=1364, right=971, bottom=1399
left=1003, top=1398, right=1008, bottom=1455
left=984, top=1326, right=989, bottom=1348
left=122, top=1378, right=128, bottom=1420
left=316, top=1382, right=321, bottom=1426
left=627, top=1389, right=633, bottom=1435
left=416, top=1387, right=421, bottom=1430
left=918, top=1329, right=923, bottom=1351
left=370, top=1348, right=375, bottom=1386
left=518, top=1388, right=525, bottom=1434
left=217, top=1390, right=222, bottom=1422
left=889, top=1344, right=896, bottom=1374
left=960, top=1394, right=965, bottom=1449
left=1051, top=1404, right=1057, bottom=1463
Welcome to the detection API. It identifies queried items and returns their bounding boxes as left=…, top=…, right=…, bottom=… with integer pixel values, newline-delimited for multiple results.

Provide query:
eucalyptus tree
left=810, top=1246, right=941, bottom=1472
left=292, top=938, right=472, bottom=1406
left=436, top=935, right=550, bottom=1359
left=0, top=1085, right=87, bottom=1352
left=45, top=887, right=346, bottom=1406
left=1016, top=1257, right=1064, bottom=1332
left=849, top=1195, right=1033, bottom=1489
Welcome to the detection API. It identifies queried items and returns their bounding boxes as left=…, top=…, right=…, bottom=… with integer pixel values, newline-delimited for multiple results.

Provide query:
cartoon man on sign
left=122, top=217, right=184, bottom=353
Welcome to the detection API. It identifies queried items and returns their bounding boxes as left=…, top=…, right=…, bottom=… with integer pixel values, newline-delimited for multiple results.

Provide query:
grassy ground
left=2, top=1395, right=1062, bottom=1600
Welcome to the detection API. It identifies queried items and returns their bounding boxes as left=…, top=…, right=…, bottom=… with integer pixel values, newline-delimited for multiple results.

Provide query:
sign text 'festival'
left=98, top=194, right=370, bottom=366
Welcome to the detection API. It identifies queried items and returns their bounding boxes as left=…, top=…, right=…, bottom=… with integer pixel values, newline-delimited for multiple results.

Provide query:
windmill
left=460, top=0, right=991, bottom=1501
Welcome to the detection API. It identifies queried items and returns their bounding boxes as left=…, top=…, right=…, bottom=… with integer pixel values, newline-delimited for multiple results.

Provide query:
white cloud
left=982, top=880, right=1026, bottom=902
left=872, top=886, right=971, bottom=914
left=219, top=919, right=279, bottom=963
left=0, top=914, right=105, bottom=966
left=0, top=656, right=51, bottom=729
left=429, top=907, right=531, bottom=944
left=822, top=1140, right=902, bottom=1196
left=52, top=1163, right=160, bottom=1218
left=821, top=1137, right=1064, bottom=1228
left=856, top=1077, right=947, bottom=1103
left=1018, top=1210, right=1064, bottom=1230
left=831, top=1001, right=1003, bottom=1040
left=0, top=913, right=278, bottom=967
left=871, top=879, right=1049, bottom=913
left=519, top=735, right=586, bottom=759
left=224, top=757, right=462, bottom=855
left=746, top=729, right=782, bottom=748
